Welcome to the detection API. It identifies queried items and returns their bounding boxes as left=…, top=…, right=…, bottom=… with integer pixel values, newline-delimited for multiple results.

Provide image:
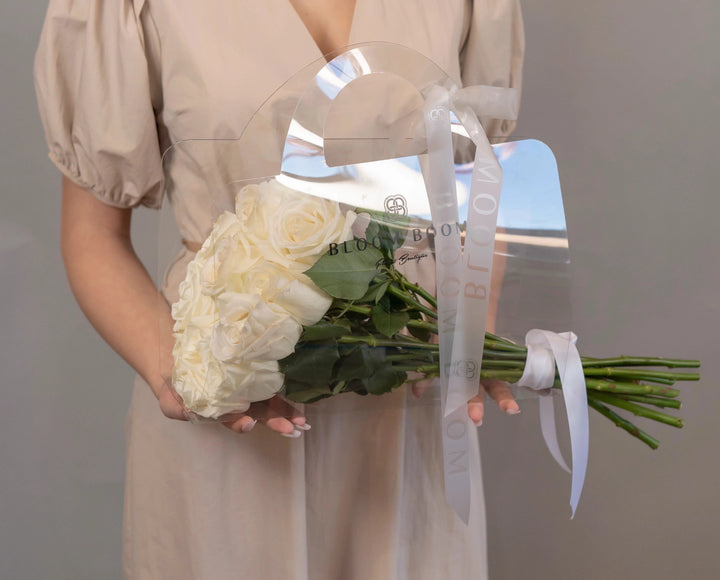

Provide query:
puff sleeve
left=34, top=0, right=163, bottom=209
left=460, top=0, right=525, bottom=140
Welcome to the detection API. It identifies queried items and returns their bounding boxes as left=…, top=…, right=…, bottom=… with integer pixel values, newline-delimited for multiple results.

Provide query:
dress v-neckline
left=284, top=0, right=363, bottom=60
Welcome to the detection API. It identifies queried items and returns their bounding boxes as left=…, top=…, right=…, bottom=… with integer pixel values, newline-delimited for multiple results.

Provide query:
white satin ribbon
left=516, top=329, right=589, bottom=518
left=423, top=84, right=517, bottom=523
left=423, top=86, right=470, bottom=522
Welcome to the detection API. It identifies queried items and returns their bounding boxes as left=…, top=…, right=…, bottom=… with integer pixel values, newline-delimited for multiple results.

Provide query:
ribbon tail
left=441, top=406, right=472, bottom=524
left=538, top=393, right=571, bottom=474
left=550, top=332, right=589, bottom=519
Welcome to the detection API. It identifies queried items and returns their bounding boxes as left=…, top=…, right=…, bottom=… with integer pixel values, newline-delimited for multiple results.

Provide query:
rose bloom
left=239, top=179, right=356, bottom=270
left=220, top=259, right=332, bottom=326
left=171, top=261, right=218, bottom=332
left=211, top=292, right=302, bottom=363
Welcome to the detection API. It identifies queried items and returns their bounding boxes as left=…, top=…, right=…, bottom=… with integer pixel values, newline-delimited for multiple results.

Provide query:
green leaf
left=407, top=310, right=432, bottom=341
left=283, top=379, right=334, bottom=404
left=358, top=278, right=390, bottom=304
left=301, top=321, right=348, bottom=341
left=305, top=243, right=383, bottom=299
left=371, top=302, right=410, bottom=338
left=279, top=340, right=339, bottom=386
left=347, top=378, right=369, bottom=396
left=333, top=344, right=386, bottom=382
left=362, top=368, right=407, bottom=395
left=360, top=210, right=410, bottom=257
left=364, top=218, right=380, bottom=246
left=407, top=324, right=431, bottom=342
left=334, top=317, right=353, bottom=331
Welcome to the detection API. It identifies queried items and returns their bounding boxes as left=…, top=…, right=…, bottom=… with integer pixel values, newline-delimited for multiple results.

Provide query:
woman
left=35, top=1, right=524, bottom=577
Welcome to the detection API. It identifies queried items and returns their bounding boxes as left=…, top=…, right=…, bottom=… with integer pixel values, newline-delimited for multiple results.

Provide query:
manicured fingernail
left=241, top=419, right=257, bottom=433
left=473, top=419, right=483, bottom=427
left=295, top=423, right=312, bottom=431
left=505, top=407, right=521, bottom=415
left=281, top=429, right=302, bottom=438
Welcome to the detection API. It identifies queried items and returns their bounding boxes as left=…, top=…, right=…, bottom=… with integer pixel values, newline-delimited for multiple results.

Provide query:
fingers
left=410, top=375, right=434, bottom=398
left=467, top=394, right=485, bottom=426
left=223, top=396, right=310, bottom=437
left=222, top=415, right=258, bottom=434
left=468, top=380, right=521, bottom=427
left=483, top=380, right=520, bottom=415
left=266, top=396, right=307, bottom=427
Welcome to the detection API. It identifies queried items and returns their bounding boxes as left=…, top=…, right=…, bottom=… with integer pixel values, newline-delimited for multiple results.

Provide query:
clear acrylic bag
left=157, top=43, right=571, bottom=522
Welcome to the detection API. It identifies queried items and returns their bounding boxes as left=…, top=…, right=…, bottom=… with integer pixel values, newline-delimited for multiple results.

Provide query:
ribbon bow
left=516, top=329, right=589, bottom=517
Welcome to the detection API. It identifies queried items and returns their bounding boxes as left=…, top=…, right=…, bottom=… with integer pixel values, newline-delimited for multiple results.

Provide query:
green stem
left=337, top=335, right=438, bottom=350
left=385, top=353, right=432, bottom=363
left=610, top=393, right=682, bottom=410
left=587, top=398, right=660, bottom=450
left=480, top=359, right=528, bottom=369
left=339, top=303, right=371, bottom=315
left=386, top=285, right=438, bottom=319
left=582, top=368, right=674, bottom=385
left=582, top=356, right=700, bottom=369
left=401, top=279, right=438, bottom=309
left=479, top=369, right=525, bottom=382
left=482, top=349, right=529, bottom=361
left=406, top=319, right=439, bottom=333
left=483, top=339, right=527, bottom=354
left=485, top=332, right=520, bottom=345
left=588, top=392, right=684, bottom=428
left=583, top=379, right=681, bottom=398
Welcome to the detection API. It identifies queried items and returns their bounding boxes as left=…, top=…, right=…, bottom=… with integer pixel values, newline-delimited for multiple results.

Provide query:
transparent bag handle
left=279, top=43, right=457, bottom=176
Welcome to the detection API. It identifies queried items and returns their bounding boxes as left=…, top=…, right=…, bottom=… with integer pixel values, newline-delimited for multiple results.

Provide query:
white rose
left=195, top=211, right=245, bottom=264
left=272, top=274, right=332, bottom=325
left=177, top=360, right=284, bottom=419
left=234, top=184, right=263, bottom=228
left=172, top=262, right=218, bottom=332
left=214, top=244, right=263, bottom=295
left=240, top=179, right=356, bottom=269
left=197, top=215, right=261, bottom=296
left=220, top=360, right=285, bottom=407
left=173, top=330, right=224, bottom=409
left=211, top=293, right=302, bottom=363
left=225, top=259, right=332, bottom=325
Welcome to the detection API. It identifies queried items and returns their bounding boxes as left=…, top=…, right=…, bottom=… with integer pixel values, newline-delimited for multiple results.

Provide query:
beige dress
left=35, top=1, right=524, bottom=578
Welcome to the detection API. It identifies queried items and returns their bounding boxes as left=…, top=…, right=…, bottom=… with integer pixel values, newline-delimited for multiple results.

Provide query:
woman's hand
left=222, top=396, right=310, bottom=437
left=412, top=378, right=520, bottom=426
left=157, top=378, right=309, bottom=437
left=467, top=379, right=520, bottom=426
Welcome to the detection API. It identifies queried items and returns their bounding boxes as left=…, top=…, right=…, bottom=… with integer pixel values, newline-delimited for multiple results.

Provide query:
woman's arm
left=61, top=177, right=304, bottom=434
left=61, top=177, right=185, bottom=419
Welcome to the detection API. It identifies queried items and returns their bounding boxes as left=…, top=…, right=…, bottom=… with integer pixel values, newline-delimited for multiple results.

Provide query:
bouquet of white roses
left=171, top=179, right=357, bottom=419
left=171, top=178, right=699, bottom=449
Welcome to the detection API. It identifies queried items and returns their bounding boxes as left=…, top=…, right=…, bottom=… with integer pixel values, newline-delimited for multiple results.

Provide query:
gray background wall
left=2, top=1, right=718, bottom=579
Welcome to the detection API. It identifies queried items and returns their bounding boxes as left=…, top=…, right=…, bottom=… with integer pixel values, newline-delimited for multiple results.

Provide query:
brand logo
left=384, top=195, right=408, bottom=216
left=451, top=360, right=478, bottom=379
left=327, top=221, right=464, bottom=257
